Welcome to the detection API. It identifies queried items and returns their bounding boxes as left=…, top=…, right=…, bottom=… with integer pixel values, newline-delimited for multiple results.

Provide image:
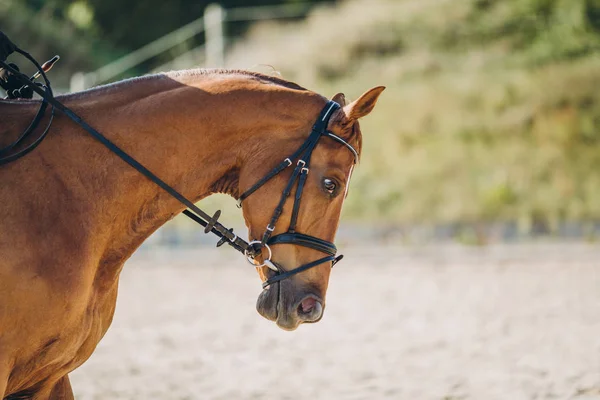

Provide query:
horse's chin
left=256, top=284, right=278, bottom=322
left=256, top=282, right=302, bottom=331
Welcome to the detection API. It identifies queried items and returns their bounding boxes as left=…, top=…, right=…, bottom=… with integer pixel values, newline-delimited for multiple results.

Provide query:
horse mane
left=167, top=68, right=307, bottom=91
left=58, top=68, right=307, bottom=102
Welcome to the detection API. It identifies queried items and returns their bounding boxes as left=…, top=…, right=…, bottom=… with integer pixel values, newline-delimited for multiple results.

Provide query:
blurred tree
left=586, top=0, right=600, bottom=31
left=1, top=0, right=332, bottom=87
left=0, top=0, right=114, bottom=88
left=17, top=0, right=334, bottom=51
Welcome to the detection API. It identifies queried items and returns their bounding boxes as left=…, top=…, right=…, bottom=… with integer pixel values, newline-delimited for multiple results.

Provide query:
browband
left=325, top=132, right=359, bottom=164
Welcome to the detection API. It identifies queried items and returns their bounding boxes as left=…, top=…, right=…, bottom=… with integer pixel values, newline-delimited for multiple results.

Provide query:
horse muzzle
left=256, top=279, right=325, bottom=331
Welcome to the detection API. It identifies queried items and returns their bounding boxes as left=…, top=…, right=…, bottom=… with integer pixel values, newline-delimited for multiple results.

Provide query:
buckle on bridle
left=297, top=159, right=309, bottom=174
left=245, top=241, right=278, bottom=271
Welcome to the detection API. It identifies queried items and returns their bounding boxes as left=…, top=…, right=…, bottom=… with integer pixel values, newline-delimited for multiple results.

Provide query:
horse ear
left=331, top=92, right=346, bottom=106
left=343, top=86, right=386, bottom=120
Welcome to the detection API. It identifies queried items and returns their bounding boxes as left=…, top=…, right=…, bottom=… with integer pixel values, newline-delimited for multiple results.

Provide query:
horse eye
left=323, top=178, right=337, bottom=194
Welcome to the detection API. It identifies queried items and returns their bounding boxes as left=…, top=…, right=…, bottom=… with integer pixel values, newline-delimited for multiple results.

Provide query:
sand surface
left=70, top=244, right=600, bottom=400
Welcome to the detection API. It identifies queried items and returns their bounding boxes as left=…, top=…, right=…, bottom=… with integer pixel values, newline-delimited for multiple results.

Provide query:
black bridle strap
left=262, top=255, right=336, bottom=289
left=259, top=128, right=323, bottom=247
left=0, top=99, right=47, bottom=156
left=240, top=101, right=350, bottom=287
left=236, top=139, right=313, bottom=206
left=259, top=159, right=305, bottom=245
left=286, top=128, right=323, bottom=233
left=237, top=101, right=340, bottom=206
left=256, top=102, right=336, bottom=246
left=0, top=104, right=54, bottom=166
left=0, top=49, right=55, bottom=166
left=324, top=132, right=359, bottom=164
left=267, top=232, right=337, bottom=255
left=288, top=167, right=308, bottom=233
left=237, top=157, right=292, bottom=207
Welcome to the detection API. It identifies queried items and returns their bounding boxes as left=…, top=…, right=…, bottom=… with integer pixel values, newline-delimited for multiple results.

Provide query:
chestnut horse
left=0, top=69, right=384, bottom=399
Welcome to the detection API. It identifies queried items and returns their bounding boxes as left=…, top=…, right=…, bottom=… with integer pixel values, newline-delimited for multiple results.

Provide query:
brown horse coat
left=0, top=70, right=383, bottom=399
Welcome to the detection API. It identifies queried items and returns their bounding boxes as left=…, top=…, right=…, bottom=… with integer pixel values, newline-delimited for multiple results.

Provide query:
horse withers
left=0, top=69, right=384, bottom=399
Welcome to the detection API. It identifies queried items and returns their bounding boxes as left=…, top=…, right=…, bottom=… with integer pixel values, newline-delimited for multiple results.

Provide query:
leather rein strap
left=0, top=52, right=249, bottom=255
left=1, top=50, right=358, bottom=289
left=0, top=49, right=55, bottom=166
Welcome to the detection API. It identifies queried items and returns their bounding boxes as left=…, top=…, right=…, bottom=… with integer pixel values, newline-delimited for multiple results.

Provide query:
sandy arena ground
left=70, top=244, right=600, bottom=400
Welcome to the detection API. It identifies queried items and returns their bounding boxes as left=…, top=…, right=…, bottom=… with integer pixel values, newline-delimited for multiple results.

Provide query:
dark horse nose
left=296, top=295, right=323, bottom=322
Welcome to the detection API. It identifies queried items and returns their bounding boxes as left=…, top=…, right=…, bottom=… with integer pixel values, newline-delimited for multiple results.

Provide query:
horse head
left=238, top=86, right=385, bottom=330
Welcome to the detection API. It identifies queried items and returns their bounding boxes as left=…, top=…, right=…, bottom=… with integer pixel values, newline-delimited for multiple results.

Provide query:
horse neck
left=41, top=73, right=321, bottom=271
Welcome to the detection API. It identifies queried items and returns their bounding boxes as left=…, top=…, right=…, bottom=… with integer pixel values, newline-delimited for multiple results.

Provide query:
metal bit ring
left=245, top=241, right=277, bottom=271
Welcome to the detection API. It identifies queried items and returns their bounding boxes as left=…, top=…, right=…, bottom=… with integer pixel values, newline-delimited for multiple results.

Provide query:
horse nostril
left=300, top=297, right=316, bottom=313
left=296, top=296, right=323, bottom=322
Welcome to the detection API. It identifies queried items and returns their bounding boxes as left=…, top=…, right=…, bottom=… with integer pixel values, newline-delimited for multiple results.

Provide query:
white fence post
left=69, top=72, right=86, bottom=93
left=204, top=3, right=225, bottom=67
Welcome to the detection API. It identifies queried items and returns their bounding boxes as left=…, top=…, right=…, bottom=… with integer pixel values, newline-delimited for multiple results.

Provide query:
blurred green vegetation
left=0, top=0, right=331, bottom=88
left=227, top=0, right=600, bottom=231
left=0, top=0, right=114, bottom=87
left=4, top=0, right=600, bottom=232
left=18, top=0, right=325, bottom=50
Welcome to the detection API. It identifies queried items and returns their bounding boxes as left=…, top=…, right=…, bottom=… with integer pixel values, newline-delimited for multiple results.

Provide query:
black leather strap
left=268, top=232, right=337, bottom=256
left=0, top=31, right=16, bottom=62
left=258, top=108, right=329, bottom=245
left=324, top=132, right=359, bottom=163
left=237, top=157, right=291, bottom=206
left=262, top=255, right=335, bottom=288
left=0, top=99, right=54, bottom=165
left=236, top=101, right=341, bottom=207
left=288, top=167, right=308, bottom=232
left=234, top=101, right=350, bottom=287
left=0, top=49, right=55, bottom=166
left=237, top=140, right=312, bottom=206
left=287, top=135, right=320, bottom=233
left=260, top=159, right=304, bottom=245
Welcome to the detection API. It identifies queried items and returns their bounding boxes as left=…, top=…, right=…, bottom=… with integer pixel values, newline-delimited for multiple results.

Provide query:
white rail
left=70, top=2, right=315, bottom=92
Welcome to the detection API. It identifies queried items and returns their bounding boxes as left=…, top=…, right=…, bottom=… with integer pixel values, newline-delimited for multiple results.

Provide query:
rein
left=0, top=47, right=358, bottom=288
left=0, top=51, right=250, bottom=254
left=0, top=49, right=55, bottom=166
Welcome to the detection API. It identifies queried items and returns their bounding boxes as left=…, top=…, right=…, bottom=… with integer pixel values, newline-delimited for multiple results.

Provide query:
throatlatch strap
left=236, top=137, right=316, bottom=205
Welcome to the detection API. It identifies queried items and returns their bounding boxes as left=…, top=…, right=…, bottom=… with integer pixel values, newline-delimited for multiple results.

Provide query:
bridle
left=0, top=47, right=358, bottom=289
left=237, top=100, right=358, bottom=288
